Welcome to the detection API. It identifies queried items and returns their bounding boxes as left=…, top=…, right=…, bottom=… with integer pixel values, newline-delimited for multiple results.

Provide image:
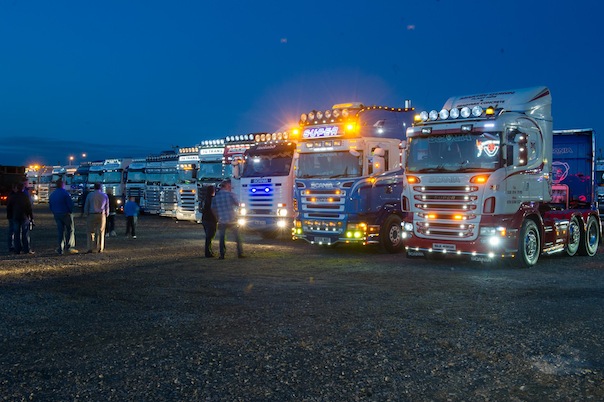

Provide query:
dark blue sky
left=1, top=0, right=603, bottom=166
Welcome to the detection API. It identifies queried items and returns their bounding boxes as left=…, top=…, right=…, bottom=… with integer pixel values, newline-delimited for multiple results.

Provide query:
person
left=211, top=179, right=244, bottom=259
left=83, top=182, right=109, bottom=253
left=201, top=185, right=217, bottom=258
left=124, top=196, right=140, bottom=239
left=106, top=188, right=118, bottom=237
left=49, top=179, right=79, bottom=254
left=6, top=184, right=17, bottom=253
left=7, top=182, right=34, bottom=255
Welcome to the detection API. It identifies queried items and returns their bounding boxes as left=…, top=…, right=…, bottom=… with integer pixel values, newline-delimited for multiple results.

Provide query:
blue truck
left=292, top=101, right=414, bottom=253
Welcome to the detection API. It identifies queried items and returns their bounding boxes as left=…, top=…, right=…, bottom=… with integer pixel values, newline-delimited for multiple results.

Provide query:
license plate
left=315, top=236, right=332, bottom=244
left=433, top=243, right=456, bottom=251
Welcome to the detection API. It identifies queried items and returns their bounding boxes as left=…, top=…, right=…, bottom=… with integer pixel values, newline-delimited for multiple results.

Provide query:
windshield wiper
left=416, top=166, right=451, bottom=173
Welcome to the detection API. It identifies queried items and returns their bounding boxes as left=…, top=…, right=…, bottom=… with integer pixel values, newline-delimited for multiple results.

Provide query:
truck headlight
left=277, top=208, right=288, bottom=217
left=403, top=222, right=413, bottom=231
left=479, top=226, right=506, bottom=236
left=239, top=207, right=247, bottom=216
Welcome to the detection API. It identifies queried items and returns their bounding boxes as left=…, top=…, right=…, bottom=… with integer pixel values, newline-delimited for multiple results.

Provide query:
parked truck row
left=14, top=86, right=602, bottom=267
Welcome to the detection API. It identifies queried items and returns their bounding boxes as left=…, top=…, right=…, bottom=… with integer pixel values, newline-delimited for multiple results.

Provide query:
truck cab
left=401, top=87, right=600, bottom=267
left=237, top=133, right=296, bottom=237
left=292, top=102, right=414, bottom=252
left=175, top=146, right=201, bottom=222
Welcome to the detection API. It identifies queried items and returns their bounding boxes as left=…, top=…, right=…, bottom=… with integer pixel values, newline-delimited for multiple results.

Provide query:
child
left=124, top=197, right=140, bottom=238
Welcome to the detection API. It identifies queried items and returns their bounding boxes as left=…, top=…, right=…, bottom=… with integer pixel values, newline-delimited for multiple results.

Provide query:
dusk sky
left=1, top=0, right=603, bottom=167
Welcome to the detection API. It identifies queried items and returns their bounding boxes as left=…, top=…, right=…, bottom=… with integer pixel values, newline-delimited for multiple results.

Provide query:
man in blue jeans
left=211, top=179, right=245, bottom=259
left=49, top=179, right=79, bottom=254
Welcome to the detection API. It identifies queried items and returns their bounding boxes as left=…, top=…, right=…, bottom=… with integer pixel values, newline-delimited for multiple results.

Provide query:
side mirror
left=372, top=147, right=385, bottom=175
left=232, top=161, right=241, bottom=179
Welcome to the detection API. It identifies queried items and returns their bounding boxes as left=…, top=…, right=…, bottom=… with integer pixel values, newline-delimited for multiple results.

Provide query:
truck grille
left=179, top=189, right=197, bottom=212
left=299, top=188, right=347, bottom=234
left=411, top=185, right=480, bottom=240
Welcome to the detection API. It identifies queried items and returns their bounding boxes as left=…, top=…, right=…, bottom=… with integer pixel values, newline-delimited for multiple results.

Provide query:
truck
left=400, top=87, right=601, bottom=267
left=292, top=102, right=415, bottom=252
left=0, top=165, right=26, bottom=205
left=125, top=158, right=147, bottom=212
left=238, top=132, right=296, bottom=237
left=59, top=165, right=78, bottom=202
left=72, top=161, right=92, bottom=206
left=175, top=146, right=201, bottom=222
left=103, top=158, right=131, bottom=203
left=36, top=165, right=62, bottom=203
left=196, top=138, right=228, bottom=220
left=223, top=134, right=257, bottom=199
left=159, top=152, right=179, bottom=218
left=144, top=154, right=163, bottom=215
left=596, top=157, right=604, bottom=213
left=25, top=166, right=40, bottom=203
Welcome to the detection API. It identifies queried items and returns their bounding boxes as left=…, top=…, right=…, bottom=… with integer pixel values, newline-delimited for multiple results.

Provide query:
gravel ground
left=1, top=205, right=604, bottom=401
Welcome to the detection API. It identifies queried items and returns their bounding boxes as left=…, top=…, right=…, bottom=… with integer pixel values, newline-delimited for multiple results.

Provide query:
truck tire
left=578, top=215, right=600, bottom=256
left=381, top=215, right=403, bottom=254
left=515, top=219, right=540, bottom=268
left=565, top=216, right=581, bottom=257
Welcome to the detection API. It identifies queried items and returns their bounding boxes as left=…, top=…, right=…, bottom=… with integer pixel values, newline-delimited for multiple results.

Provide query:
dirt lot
left=1, top=205, right=604, bottom=401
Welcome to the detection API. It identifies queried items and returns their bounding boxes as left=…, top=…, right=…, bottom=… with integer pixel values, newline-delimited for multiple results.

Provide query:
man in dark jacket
left=7, top=182, right=34, bottom=255
left=6, top=184, right=16, bottom=252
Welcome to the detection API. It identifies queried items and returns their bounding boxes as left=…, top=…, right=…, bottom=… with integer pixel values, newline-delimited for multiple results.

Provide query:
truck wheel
left=565, top=216, right=581, bottom=257
left=578, top=215, right=600, bottom=256
left=515, top=219, right=540, bottom=268
left=381, top=215, right=403, bottom=254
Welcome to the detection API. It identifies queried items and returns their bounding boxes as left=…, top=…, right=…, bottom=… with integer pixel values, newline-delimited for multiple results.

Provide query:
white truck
left=159, top=152, right=179, bottom=218
left=36, top=165, right=62, bottom=203
left=238, top=132, right=296, bottom=237
left=401, top=87, right=601, bottom=267
left=195, top=139, right=228, bottom=221
left=144, top=154, right=163, bottom=215
left=223, top=134, right=257, bottom=199
left=125, top=158, right=147, bottom=212
left=175, top=146, right=201, bottom=222
left=99, top=158, right=132, bottom=207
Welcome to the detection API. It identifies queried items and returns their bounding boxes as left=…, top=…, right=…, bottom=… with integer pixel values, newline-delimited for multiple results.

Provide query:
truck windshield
left=88, top=172, right=103, bottom=183
left=199, top=162, right=223, bottom=180
left=40, top=175, right=53, bottom=184
left=297, top=151, right=362, bottom=178
left=103, top=171, right=122, bottom=183
left=73, top=174, right=87, bottom=185
left=127, top=170, right=146, bottom=183
left=242, top=151, right=293, bottom=178
left=178, top=169, right=196, bottom=184
left=162, top=169, right=178, bottom=185
left=146, top=169, right=162, bottom=184
left=406, top=132, right=502, bottom=173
